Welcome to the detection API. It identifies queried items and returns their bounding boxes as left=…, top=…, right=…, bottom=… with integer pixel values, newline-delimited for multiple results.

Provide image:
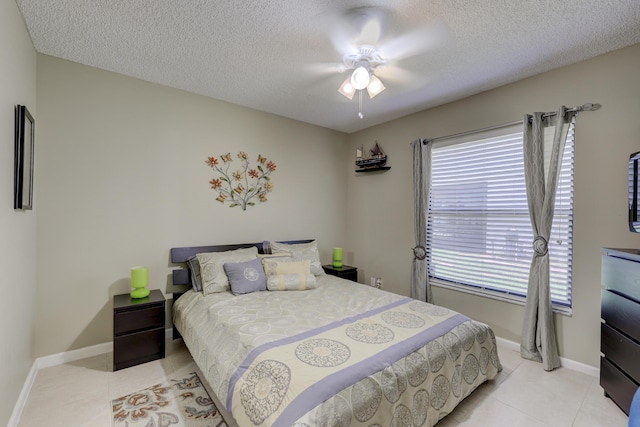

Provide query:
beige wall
left=346, top=43, right=640, bottom=367
left=0, top=0, right=37, bottom=424
left=18, top=16, right=640, bottom=385
left=35, top=55, right=348, bottom=357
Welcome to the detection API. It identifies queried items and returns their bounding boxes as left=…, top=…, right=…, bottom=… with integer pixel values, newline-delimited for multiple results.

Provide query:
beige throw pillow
left=262, top=258, right=316, bottom=291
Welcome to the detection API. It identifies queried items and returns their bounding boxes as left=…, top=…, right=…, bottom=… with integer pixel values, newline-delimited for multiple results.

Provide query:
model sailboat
left=356, top=141, right=387, bottom=169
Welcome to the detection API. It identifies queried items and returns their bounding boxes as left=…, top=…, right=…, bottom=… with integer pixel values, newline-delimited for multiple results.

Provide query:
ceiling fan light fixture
left=350, top=66, right=370, bottom=90
left=337, top=46, right=388, bottom=116
left=338, top=77, right=356, bottom=99
left=366, top=75, right=385, bottom=98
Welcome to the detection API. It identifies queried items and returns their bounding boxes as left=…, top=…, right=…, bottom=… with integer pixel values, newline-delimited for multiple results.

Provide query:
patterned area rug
left=112, top=372, right=228, bottom=427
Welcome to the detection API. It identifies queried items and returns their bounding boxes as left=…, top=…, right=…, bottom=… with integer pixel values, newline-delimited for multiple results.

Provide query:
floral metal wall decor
left=206, top=152, right=276, bottom=210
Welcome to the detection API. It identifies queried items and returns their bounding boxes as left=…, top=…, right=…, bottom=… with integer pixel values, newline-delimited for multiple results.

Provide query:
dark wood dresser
left=601, top=248, right=640, bottom=414
left=113, top=289, right=166, bottom=371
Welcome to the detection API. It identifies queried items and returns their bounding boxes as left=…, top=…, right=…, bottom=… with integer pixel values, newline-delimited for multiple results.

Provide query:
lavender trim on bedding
left=226, top=297, right=412, bottom=411
left=272, top=313, right=470, bottom=427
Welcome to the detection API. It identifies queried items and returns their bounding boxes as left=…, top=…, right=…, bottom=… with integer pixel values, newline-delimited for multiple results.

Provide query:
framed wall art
left=14, top=105, right=35, bottom=210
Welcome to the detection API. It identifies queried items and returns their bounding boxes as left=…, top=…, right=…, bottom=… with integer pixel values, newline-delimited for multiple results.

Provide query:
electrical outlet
left=370, top=277, right=382, bottom=288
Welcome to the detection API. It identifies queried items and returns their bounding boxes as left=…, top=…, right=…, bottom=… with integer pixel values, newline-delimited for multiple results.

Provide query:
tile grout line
left=570, top=376, right=595, bottom=426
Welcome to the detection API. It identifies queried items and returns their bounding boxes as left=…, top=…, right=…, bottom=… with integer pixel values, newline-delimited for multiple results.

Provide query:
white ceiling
left=15, top=0, right=640, bottom=133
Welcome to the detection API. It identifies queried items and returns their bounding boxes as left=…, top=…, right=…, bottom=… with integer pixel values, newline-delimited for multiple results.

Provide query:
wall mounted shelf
left=355, top=166, right=391, bottom=173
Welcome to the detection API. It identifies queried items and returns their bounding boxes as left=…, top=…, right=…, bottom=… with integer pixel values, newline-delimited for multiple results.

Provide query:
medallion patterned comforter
left=173, top=275, right=502, bottom=427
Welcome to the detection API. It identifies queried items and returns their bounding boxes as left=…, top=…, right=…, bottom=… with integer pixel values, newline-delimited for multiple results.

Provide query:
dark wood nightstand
left=113, top=289, right=166, bottom=371
left=322, top=264, right=358, bottom=282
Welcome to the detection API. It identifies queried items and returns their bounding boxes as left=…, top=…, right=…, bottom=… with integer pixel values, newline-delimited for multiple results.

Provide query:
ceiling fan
left=338, top=46, right=387, bottom=101
left=324, top=6, right=448, bottom=118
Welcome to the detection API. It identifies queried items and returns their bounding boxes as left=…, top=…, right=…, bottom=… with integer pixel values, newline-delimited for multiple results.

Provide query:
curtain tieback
left=533, top=236, right=548, bottom=256
left=413, top=245, right=427, bottom=260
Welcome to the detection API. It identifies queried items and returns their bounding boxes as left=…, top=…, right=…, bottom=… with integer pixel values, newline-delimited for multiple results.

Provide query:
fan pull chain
left=358, top=90, right=364, bottom=119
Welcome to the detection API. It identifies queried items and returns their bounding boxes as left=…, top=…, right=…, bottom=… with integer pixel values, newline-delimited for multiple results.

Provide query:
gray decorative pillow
left=186, top=256, right=203, bottom=292
left=196, top=247, right=258, bottom=294
left=270, top=240, right=326, bottom=276
left=224, top=258, right=267, bottom=296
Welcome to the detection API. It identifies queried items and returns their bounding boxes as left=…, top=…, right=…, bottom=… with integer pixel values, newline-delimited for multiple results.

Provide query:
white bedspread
left=173, top=275, right=502, bottom=426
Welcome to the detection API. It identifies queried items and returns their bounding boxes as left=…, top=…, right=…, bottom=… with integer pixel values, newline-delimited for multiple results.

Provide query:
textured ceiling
left=15, top=0, right=640, bottom=133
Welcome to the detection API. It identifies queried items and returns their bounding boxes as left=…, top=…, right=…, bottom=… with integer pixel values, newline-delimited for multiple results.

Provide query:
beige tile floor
left=17, top=338, right=628, bottom=427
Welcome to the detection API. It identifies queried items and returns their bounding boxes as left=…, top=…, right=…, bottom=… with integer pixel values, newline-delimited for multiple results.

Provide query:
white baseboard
left=496, top=336, right=600, bottom=378
left=34, top=328, right=174, bottom=369
left=8, top=328, right=175, bottom=427
left=561, top=356, right=600, bottom=378
left=36, top=341, right=112, bottom=370
left=7, top=342, right=112, bottom=427
left=496, top=336, right=521, bottom=352
left=7, top=362, right=38, bottom=427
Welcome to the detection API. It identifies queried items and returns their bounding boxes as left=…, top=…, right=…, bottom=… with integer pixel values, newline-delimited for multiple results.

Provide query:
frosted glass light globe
left=350, top=66, right=370, bottom=90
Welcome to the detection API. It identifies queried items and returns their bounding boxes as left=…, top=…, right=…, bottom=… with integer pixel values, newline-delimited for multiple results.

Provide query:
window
left=427, top=122, right=574, bottom=312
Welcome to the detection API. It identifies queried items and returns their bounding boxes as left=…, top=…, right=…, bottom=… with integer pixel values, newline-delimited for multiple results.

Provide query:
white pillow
left=196, top=247, right=258, bottom=294
left=269, top=240, right=325, bottom=276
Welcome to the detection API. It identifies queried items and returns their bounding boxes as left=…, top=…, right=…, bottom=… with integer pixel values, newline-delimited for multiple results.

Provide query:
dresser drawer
left=601, top=322, right=640, bottom=382
left=114, top=305, right=164, bottom=336
left=600, top=356, right=638, bottom=415
left=114, top=327, right=165, bottom=370
left=601, top=290, right=640, bottom=342
left=602, top=254, right=640, bottom=302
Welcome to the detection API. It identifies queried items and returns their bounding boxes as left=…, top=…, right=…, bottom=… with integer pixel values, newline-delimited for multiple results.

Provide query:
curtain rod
left=422, top=102, right=600, bottom=144
left=538, top=102, right=601, bottom=120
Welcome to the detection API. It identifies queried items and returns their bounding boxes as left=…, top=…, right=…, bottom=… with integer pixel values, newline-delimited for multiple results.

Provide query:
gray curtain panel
left=520, top=106, right=573, bottom=371
left=411, top=139, right=432, bottom=303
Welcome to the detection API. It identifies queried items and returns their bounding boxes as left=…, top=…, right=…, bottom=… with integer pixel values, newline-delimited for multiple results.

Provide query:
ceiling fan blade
left=349, top=7, right=390, bottom=46
left=374, top=65, right=432, bottom=93
left=326, top=6, right=391, bottom=57
left=306, top=61, right=346, bottom=76
left=374, top=64, right=417, bottom=83
left=328, top=30, right=358, bottom=58
left=378, top=22, right=450, bottom=62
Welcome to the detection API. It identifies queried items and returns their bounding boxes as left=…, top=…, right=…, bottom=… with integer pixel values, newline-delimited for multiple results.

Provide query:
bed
left=171, top=240, right=502, bottom=427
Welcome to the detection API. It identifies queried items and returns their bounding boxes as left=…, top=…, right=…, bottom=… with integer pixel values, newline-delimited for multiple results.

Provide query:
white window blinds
left=427, top=122, right=574, bottom=310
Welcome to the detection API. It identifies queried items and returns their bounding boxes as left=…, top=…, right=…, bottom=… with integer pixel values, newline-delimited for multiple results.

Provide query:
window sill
left=430, top=278, right=572, bottom=317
